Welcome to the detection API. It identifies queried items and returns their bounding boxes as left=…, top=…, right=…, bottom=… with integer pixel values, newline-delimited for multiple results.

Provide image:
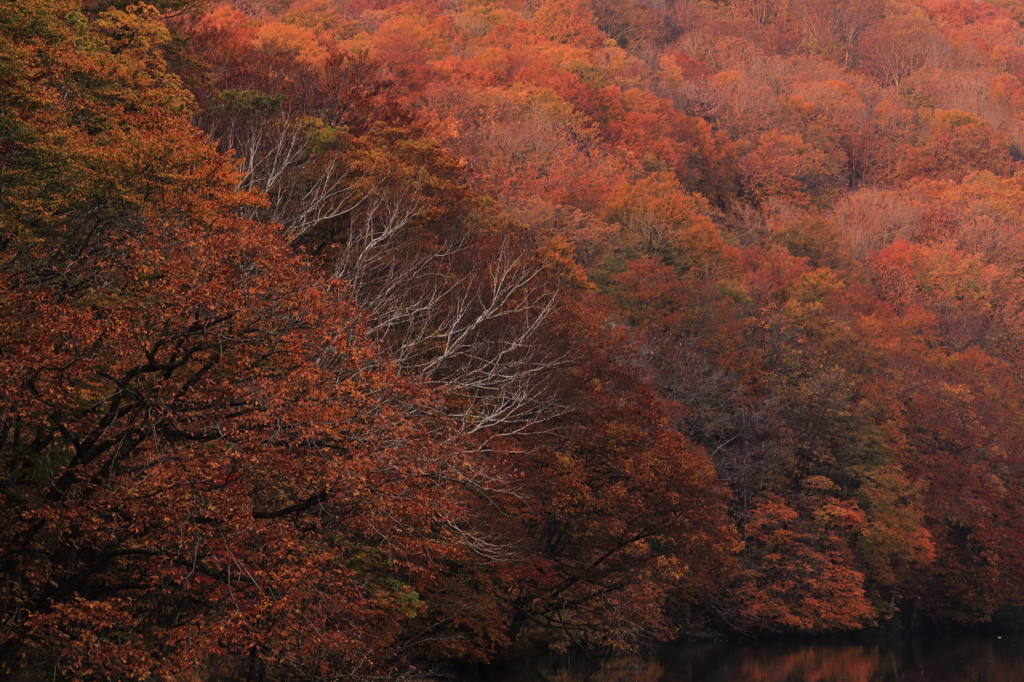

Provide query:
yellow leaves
left=783, top=267, right=844, bottom=322
left=506, top=81, right=582, bottom=124
left=712, top=68, right=743, bottom=87
left=530, top=0, right=605, bottom=48
left=253, top=20, right=330, bottom=66
left=801, top=474, right=839, bottom=493
left=602, top=171, right=725, bottom=271
left=855, top=464, right=935, bottom=590
left=789, top=78, right=866, bottom=117
left=89, top=4, right=193, bottom=114
left=280, top=0, right=359, bottom=42
left=93, top=3, right=171, bottom=54
left=538, top=233, right=591, bottom=288
left=791, top=266, right=844, bottom=299
left=657, top=53, right=686, bottom=88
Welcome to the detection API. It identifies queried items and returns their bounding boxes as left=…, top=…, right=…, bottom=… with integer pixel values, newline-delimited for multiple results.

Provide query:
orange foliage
left=730, top=486, right=875, bottom=633
left=13, top=0, right=1024, bottom=676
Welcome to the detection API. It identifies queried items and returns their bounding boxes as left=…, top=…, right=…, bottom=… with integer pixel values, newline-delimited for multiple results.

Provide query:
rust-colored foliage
left=730, top=487, right=875, bottom=633
left=11, top=0, right=1024, bottom=674
left=0, top=1, right=510, bottom=677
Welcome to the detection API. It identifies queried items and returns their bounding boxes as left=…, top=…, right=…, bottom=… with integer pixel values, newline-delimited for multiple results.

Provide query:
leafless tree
left=205, top=105, right=570, bottom=439
left=204, top=106, right=359, bottom=240
left=332, top=177, right=569, bottom=437
left=858, top=5, right=940, bottom=88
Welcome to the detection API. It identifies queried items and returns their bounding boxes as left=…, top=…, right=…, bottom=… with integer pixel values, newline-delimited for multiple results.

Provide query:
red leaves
left=516, top=357, right=736, bottom=649
left=14, top=0, right=1024, bottom=673
left=730, top=490, right=875, bottom=633
left=0, top=2, right=520, bottom=676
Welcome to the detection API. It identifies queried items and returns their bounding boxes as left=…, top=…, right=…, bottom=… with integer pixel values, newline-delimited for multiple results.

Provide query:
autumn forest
left=4, top=0, right=1024, bottom=677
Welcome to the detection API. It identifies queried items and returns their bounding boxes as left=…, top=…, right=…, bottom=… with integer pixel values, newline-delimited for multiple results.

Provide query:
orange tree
left=0, top=1, right=513, bottom=678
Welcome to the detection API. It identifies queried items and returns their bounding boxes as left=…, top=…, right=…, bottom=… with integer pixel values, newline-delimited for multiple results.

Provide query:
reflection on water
left=480, top=636, right=1024, bottom=682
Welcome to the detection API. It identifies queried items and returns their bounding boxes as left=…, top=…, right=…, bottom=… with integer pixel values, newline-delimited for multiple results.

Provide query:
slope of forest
left=4, top=0, right=1024, bottom=678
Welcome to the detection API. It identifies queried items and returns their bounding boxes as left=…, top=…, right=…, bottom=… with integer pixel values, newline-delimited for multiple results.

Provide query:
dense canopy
left=5, top=0, right=1024, bottom=679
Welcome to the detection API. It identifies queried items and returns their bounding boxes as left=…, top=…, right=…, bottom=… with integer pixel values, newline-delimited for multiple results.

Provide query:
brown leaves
left=730, top=490, right=875, bottom=633
left=0, top=2, right=524, bottom=677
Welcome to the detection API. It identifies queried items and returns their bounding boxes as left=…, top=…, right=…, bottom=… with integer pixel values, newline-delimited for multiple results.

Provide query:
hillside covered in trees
left=5, top=0, right=1024, bottom=678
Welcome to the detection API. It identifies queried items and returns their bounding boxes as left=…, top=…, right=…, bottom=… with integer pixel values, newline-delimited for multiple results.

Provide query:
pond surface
left=477, top=635, right=1024, bottom=682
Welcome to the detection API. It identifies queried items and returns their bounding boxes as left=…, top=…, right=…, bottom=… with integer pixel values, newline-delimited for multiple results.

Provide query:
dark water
left=479, top=636, right=1024, bottom=682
